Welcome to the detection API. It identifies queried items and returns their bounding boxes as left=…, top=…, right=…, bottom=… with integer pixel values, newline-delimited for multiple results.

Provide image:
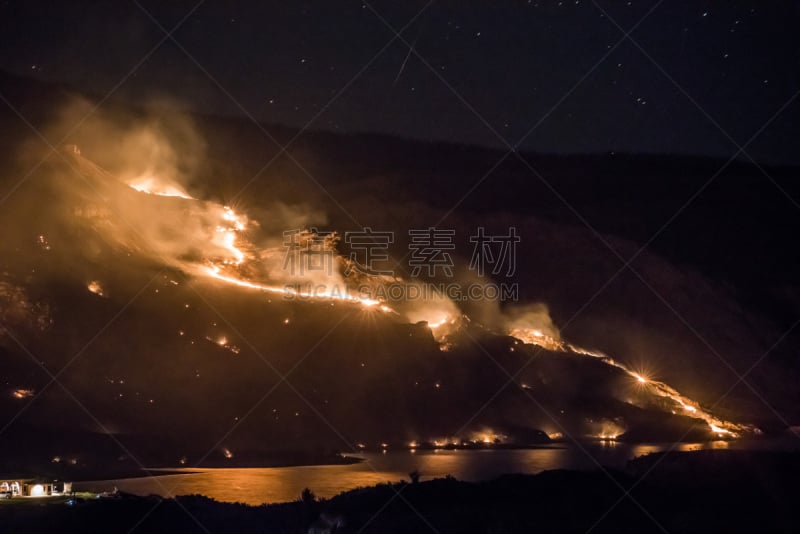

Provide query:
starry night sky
left=1, top=0, right=799, bottom=164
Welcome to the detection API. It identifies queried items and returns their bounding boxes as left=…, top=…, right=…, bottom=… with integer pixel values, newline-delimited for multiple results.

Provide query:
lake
left=74, top=441, right=733, bottom=505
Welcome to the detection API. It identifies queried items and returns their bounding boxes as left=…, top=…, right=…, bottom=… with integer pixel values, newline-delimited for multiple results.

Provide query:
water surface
left=74, top=442, right=735, bottom=505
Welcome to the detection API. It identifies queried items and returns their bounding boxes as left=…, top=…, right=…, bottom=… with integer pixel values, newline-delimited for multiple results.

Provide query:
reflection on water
left=74, top=442, right=739, bottom=505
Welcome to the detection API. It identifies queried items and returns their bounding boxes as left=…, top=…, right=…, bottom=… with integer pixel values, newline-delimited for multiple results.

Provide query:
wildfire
left=74, top=158, right=451, bottom=337
left=81, top=152, right=754, bottom=440
left=399, top=433, right=508, bottom=449
left=427, top=315, right=454, bottom=329
left=709, top=424, right=731, bottom=436
left=202, top=264, right=391, bottom=311
left=508, top=327, right=565, bottom=352
left=173, top=200, right=395, bottom=312
left=587, top=418, right=626, bottom=440
left=214, top=206, right=247, bottom=265
left=128, top=176, right=193, bottom=200
left=206, top=335, right=240, bottom=355
left=510, top=332, right=754, bottom=438
left=87, top=280, right=105, bottom=297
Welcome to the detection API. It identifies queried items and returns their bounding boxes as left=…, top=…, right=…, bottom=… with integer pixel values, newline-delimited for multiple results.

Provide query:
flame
left=508, top=327, right=564, bottom=352
left=87, top=280, right=105, bottom=297
left=201, top=264, right=390, bottom=311
left=510, top=332, right=754, bottom=437
left=205, top=334, right=241, bottom=355
left=152, top=197, right=395, bottom=312
left=709, top=424, right=731, bottom=436
left=427, top=315, right=453, bottom=329
left=214, top=206, right=247, bottom=265
left=587, top=418, right=626, bottom=440
left=111, top=166, right=755, bottom=439
left=221, top=206, right=245, bottom=231
left=128, top=176, right=193, bottom=199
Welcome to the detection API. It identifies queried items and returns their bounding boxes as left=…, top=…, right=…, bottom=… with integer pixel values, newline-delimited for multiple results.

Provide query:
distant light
left=87, top=280, right=105, bottom=297
left=31, top=484, right=45, bottom=497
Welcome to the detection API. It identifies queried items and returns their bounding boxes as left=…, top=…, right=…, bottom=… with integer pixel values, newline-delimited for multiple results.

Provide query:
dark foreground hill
left=2, top=450, right=798, bottom=533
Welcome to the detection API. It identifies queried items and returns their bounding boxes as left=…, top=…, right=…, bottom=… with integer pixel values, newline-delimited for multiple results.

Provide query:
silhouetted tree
left=409, top=470, right=421, bottom=484
left=299, top=487, right=316, bottom=505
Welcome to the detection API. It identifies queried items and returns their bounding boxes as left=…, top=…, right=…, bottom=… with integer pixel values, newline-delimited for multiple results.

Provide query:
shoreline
left=10, top=436, right=797, bottom=484
left=4, top=450, right=798, bottom=532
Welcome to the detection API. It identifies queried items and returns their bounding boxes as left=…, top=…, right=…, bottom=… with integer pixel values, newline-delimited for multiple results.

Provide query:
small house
left=0, top=479, right=72, bottom=498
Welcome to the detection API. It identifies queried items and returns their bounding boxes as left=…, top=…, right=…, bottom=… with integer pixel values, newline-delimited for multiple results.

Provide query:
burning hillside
left=0, top=98, right=791, bottom=474
left=0, top=142, right=755, bottom=462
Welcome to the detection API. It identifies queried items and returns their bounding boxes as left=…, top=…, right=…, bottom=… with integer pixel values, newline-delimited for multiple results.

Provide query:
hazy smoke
left=502, top=303, right=561, bottom=341
left=11, top=99, right=475, bottom=331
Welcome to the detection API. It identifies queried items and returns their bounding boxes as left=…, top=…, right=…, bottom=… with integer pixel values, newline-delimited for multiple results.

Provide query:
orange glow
left=508, top=327, right=564, bottom=352
left=509, top=335, right=754, bottom=437
left=113, top=161, right=756, bottom=441
left=427, top=315, right=452, bottom=329
left=12, top=389, right=34, bottom=399
left=201, top=265, right=393, bottom=312
left=128, top=176, right=193, bottom=199
left=709, top=424, right=731, bottom=436
left=87, top=280, right=105, bottom=296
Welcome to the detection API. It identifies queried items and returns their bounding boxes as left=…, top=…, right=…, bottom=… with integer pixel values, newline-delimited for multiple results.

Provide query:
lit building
left=0, top=479, right=72, bottom=498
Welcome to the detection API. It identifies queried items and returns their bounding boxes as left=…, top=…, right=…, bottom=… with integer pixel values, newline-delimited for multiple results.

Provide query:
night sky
left=1, top=0, right=798, bottom=164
